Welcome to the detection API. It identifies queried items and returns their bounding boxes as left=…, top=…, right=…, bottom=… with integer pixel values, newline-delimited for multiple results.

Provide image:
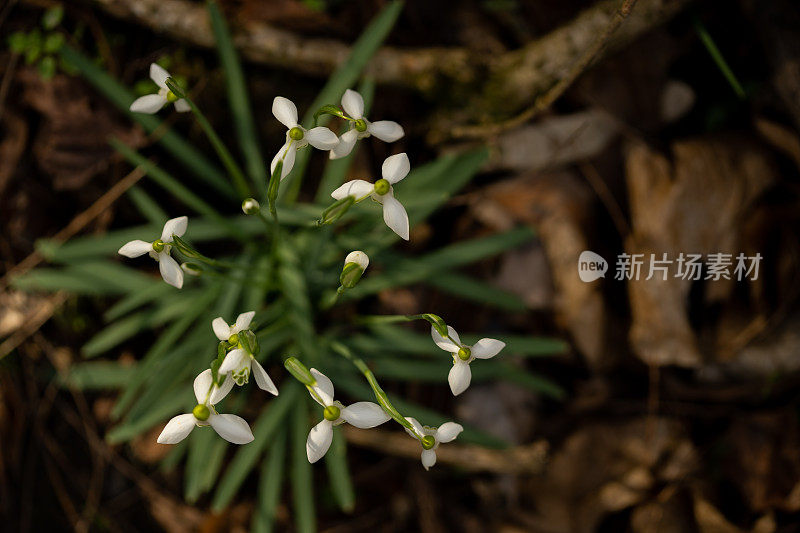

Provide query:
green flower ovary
left=323, top=405, right=341, bottom=421
left=151, top=239, right=166, bottom=253
left=228, top=333, right=239, bottom=345
left=421, top=435, right=436, bottom=450
left=192, top=403, right=210, bottom=421
left=373, top=179, right=390, bottom=195
left=289, top=126, right=304, bottom=141
left=457, top=346, right=471, bottom=361
left=166, top=90, right=179, bottom=103
left=354, top=118, right=367, bottom=132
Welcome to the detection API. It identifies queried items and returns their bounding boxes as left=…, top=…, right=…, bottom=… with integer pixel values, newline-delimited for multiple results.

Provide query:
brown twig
left=452, top=0, right=640, bottom=139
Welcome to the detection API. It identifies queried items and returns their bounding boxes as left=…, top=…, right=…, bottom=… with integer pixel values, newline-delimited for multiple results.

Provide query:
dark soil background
left=3, top=0, right=800, bottom=531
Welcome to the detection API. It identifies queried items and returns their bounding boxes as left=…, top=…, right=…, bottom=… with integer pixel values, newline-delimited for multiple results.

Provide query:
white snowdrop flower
left=330, top=89, right=405, bottom=159
left=157, top=369, right=252, bottom=445
left=215, top=312, right=278, bottom=395
left=431, top=326, right=505, bottom=396
left=130, top=63, right=190, bottom=114
left=330, top=153, right=411, bottom=240
left=270, top=96, right=339, bottom=180
left=305, top=368, right=391, bottom=463
left=404, top=417, right=463, bottom=470
left=118, top=216, right=188, bottom=289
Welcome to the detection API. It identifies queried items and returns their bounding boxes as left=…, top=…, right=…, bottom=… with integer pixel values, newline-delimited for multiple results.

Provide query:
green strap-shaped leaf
left=290, top=396, right=316, bottom=533
left=252, top=427, right=288, bottom=533
left=325, top=428, right=356, bottom=513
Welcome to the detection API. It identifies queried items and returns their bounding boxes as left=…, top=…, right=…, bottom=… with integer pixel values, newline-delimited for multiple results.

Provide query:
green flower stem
left=170, top=235, right=239, bottom=270
left=330, top=342, right=423, bottom=440
left=692, top=16, right=746, bottom=99
left=165, top=78, right=253, bottom=199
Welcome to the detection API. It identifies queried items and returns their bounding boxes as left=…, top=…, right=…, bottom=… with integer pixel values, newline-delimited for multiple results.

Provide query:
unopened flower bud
left=242, top=198, right=260, bottom=215
left=181, top=262, right=202, bottom=276
left=340, top=251, right=369, bottom=288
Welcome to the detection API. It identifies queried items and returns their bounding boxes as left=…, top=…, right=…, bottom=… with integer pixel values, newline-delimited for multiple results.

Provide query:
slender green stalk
left=330, top=342, right=422, bottom=439
left=165, top=78, right=253, bottom=199
left=692, top=16, right=746, bottom=99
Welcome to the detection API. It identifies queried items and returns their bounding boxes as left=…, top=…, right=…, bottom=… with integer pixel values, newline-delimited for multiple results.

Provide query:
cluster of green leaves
left=12, top=1, right=566, bottom=531
left=7, top=4, right=69, bottom=79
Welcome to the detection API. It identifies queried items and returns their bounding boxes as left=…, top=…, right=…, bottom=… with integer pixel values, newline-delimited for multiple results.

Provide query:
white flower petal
left=161, top=216, right=188, bottom=242
left=309, top=368, right=334, bottom=406
left=212, top=317, right=231, bottom=341
left=173, top=99, right=191, bottom=112
left=252, top=360, right=279, bottom=396
left=118, top=240, right=153, bottom=258
left=381, top=153, right=410, bottom=184
left=209, top=374, right=235, bottom=405
left=305, top=127, right=339, bottom=151
left=329, top=128, right=359, bottom=160
left=157, top=413, right=195, bottom=444
left=149, top=63, right=170, bottom=90
left=341, top=89, right=364, bottom=119
left=367, top=120, right=404, bottom=142
left=471, top=338, right=506, bottom=359
left=158, top=252, right=184, bottom=289
left=344, top=251, right=369, bottom=271
left=193, top=369, right=214, bottom=404
left=130, top=94, right=167, bottom=114
left=404, top=417, right=424, bottom=439
left=430, top=325, right=460, bottom=353
left=381, top=194, right=409, bottom=240
left=421, top=449, right=437, bottom=470
left=209, top=413, right=254, bottom=444
left=219, top=348, right=247, bottom=374
left=448, top=360, right=472, bottom=396
left=331, top=179, right=374, bottom=201
left=234, top=311, right=256, bottom=333
left=306, top=419, right=333, bottom=463
left=341, top=402, right=390, bottom=428
left=435, top=422, right=463, bottom=443
left=270, top=142, right=297, bottom=181
left=272, top=96, right=298, bottom=128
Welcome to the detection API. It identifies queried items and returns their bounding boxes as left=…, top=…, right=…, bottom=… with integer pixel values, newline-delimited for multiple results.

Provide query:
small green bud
left=166, top=90, right=179, bottom=103
left=374, top=179, right=390, bottom=196
left=242, top=198, right=260, bottom=215
left=457, top=346, right=471, bottom=361
left=228, top=333, right=239, bottom=346
left=340, top=262, right=364, bottom=289
left=152, top=239, right=166, bottom=253
left=284, top=357, right=315, bottom=386
left=421, top=435, right=436, bottom=450
left=192, top=404, right=210, bottom=421
left=323, top=405, right=341, bottom=421
left=289, top=126, right=305, bottom=141
left=354, top=119, right=368, bottom=132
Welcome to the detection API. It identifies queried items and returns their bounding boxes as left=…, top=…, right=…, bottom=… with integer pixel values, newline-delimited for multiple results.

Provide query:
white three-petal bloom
left=118, top=216, right=188, bottom=289
left=157, top=369, right=252, bottom=445
left=431, top=326, right=505, bottom=396
left=215, top=312, right=278, bottom=395
left=270, top=96, right=339, bottom=180
left=404, top=417, right=463, bottom=470
left=330, top=153, right=411, bottom=240
left=305, top=368, right=391, bottom=463
left=330, top=89, right=405, bottom=159
left=129, top=63, right=190, bottom=114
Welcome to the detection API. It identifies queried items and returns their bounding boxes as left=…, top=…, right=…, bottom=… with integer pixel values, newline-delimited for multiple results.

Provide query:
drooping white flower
left=270, top=96, right=339, bottom=180
left=431, top=326, right=505, bottom=396
left=404, top=417, right=463, bottom=470
left=330, top=153, right=411, bottom=240
left=215, top=312, right=278, bottom=395
left=130, top=63, right=190, bottom=114
left=330, top=89, right=404, bottom=159
left=157, top=369, right=252, bottom=445
left=118, top=216, right=188, bottom=289
left=305, top=368, right=391, bottom=463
